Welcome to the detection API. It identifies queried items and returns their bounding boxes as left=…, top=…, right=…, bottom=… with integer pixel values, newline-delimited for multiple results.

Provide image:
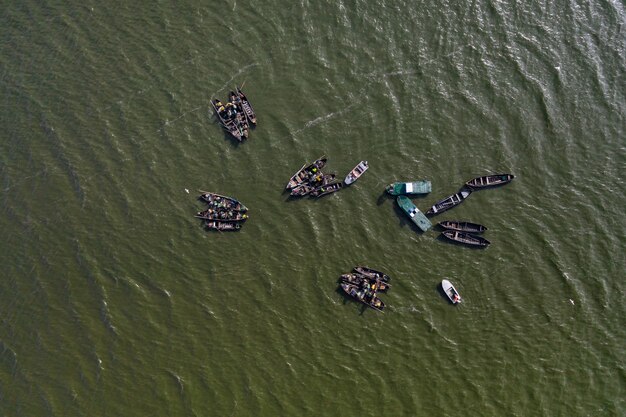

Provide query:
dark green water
left=1, top=1, right=624, bottom=415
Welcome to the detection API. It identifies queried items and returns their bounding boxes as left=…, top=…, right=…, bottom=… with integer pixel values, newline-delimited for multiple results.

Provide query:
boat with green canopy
left=385, top=180, right=431, bottom=196
left=396, top=196, right=432, bottom=232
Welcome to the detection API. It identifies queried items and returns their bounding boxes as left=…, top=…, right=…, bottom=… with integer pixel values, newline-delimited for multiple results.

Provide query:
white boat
left=441, top=279, right=462, bottom=304
left=344, top=160, right=369, bottom=185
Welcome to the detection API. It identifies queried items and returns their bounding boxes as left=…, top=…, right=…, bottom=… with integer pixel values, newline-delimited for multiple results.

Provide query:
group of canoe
left=390, top=174, right=514, bottom=247
left=195, top=192, right=249, bottom=231
left=339, top=266, right=463, bottom=309
left=339, top=266, right=391, bottom=312
left=204, top=89, right=508, bottom=310
left=285, top=156, right=369, bottom=198
left=211, top=86, right=257, bottom=142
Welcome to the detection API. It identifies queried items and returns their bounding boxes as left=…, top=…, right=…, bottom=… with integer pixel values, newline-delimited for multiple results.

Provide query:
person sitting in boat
left=453, top=294, right=460, bottom=302
left=214, top=100, right=226, bottom=113
left=229, top=91, right=240, bottom=106
left=225, top=102, right=238, bottom=118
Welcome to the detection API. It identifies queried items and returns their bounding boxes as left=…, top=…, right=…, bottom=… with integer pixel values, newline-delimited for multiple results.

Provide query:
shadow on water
left=376, top=190, right=392, bottom=206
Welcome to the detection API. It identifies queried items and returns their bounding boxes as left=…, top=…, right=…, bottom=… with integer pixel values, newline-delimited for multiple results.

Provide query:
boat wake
left=211, top=62, right=260, bottom=98
left=156, top=105, right=204, bottom=132
left=291, top=102, right=357, bottom=137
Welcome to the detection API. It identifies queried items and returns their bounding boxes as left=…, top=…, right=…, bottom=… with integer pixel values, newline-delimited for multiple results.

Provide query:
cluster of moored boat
left=285, top=156, right=369, bottom=198
left=389, top=173, right=514, bottom=247
left=195, top=192, right=249, bottom=231
left=211, top=86, right=257, bottom=142
left=204, top=90, right=515, bottom=310
left=339, top=266, right=391, bottom=312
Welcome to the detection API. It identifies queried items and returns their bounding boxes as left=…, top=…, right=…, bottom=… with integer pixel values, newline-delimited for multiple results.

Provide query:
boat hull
left=211, top=99, right=247, bottom=141
left=285, top=156, right=327, bottom=190
left=385, top=180, right=431, bottom=196
left=340, top=283, right=385, bottom=312
left=396, top=196, right=432, bottom=232
left=341, top=273, right=390, bottom=292
left=441, top=279, right=461, bottom=304
left=426, top=189, right=471, bottom=216
left=198, top=191, right=248, bottom=212
left=344, top=160, right=369, bottom=185
left=465, top=174, right=514, bottom=189
left=237, top=86, right=257, bottom=125
left=437, top=220, right=486, bottom=234
left=353, top=266, right=391, bottom=282
left=441, top=230, right=490, bottom=247
left=311, top=181, right=343, bottom=198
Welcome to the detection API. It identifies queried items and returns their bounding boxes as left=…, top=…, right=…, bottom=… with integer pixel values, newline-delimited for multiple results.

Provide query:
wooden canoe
left=310, top=181, right=343, bottom=197
left=236, top=86, right=257, bottom=125
left=340, top=273, right=390, bottom=292
left=353, top=266, right=391, bottom=282
left=211, top=99, right=245, bottom=141
left=426, top=189, right=471, bottom=216
left=198, top=191, right=248, bottom=212
left=290, top=183, right=316, bottom=197
left=285, top=156, right=327, bottom=190
left=340, top=283, right=385, bottom=312
left=437, top=220, right=486, bottom=234
left=440, top=230, right=490, bottom=247
left=195, top=208, right=249, bottom=222
left=465, top=174, right=514, bottom=189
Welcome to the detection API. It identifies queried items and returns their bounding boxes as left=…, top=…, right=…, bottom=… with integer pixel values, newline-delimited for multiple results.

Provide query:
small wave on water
left=1, top=0, right=625, bottom=415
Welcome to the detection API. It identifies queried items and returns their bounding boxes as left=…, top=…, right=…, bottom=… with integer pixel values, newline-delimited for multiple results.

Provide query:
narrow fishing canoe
left=210, top=99, right=245, bottom=141
left=340, top=283, right=385, bottom=312
left=353, top=266, right=391, bottom=282
left=198, top=191, right=248, bottom=212
left=291, top=173, right=336, bottom=196
left=441, top=279, right=462, bottom=304
left=397, top=195, right=432, bottom=232
left=285, top=156, right=327, bottom=190
left=438, top=220, right=486, bottom=234
left=340, top=273, right=390, bottom=292
left=440, top=230, right=490, bottom=248
left=310, top=181, right=343, bottom=198
left=236, top=86, right=257, bottom=125
left=465, top=174, right=514, bottom=189
left=344, top=160, right=369, bottom=185
left=385, top=180, right=432, bottom=196
left=426, top=189, right=471, bottom=216
left=195, top=208, right=249, bottom=222
left=290, top=183, right=316, bottom=197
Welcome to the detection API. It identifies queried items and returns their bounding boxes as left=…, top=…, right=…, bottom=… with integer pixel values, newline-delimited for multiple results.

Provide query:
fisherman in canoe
left=214, top=99, right=226, bottom=114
